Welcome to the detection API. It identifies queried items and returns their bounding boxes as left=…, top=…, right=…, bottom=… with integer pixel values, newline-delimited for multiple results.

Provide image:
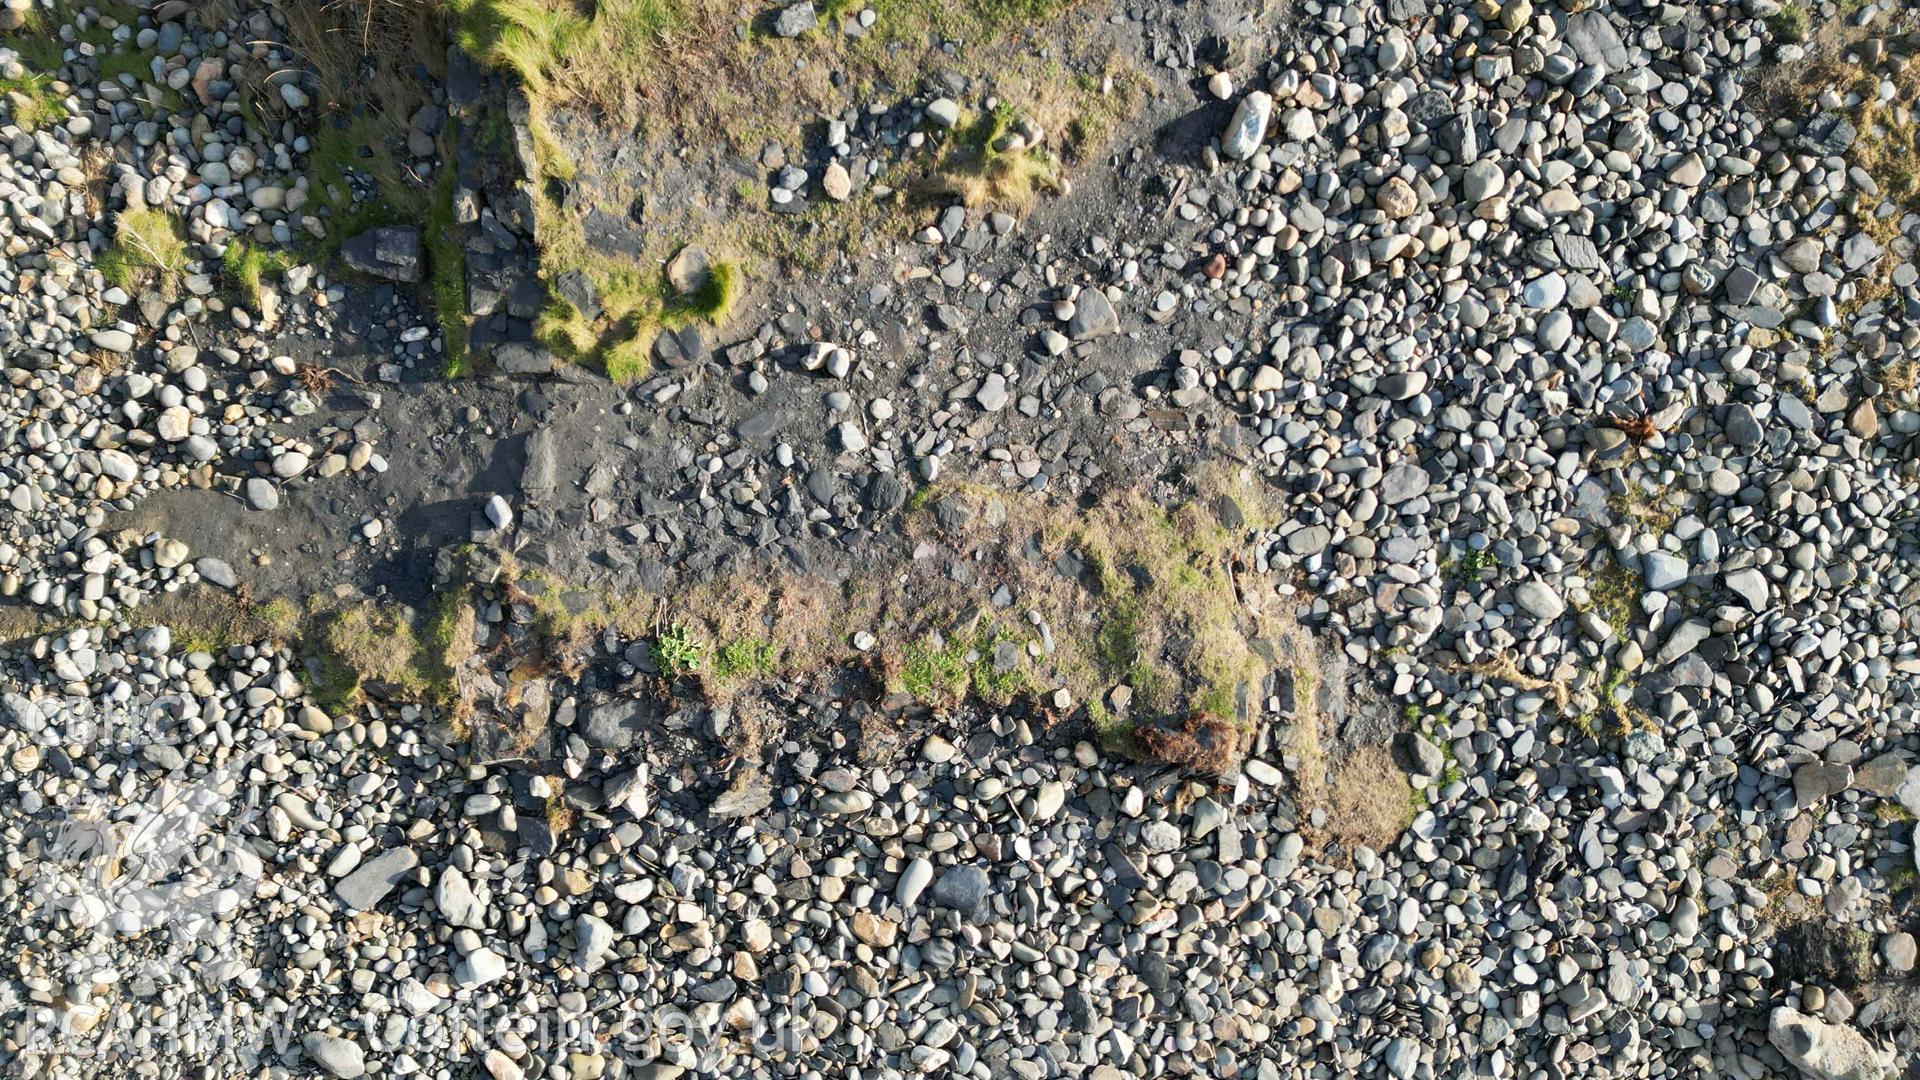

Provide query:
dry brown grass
left=280, top=0, right=450, bottom=252
left=1607, top=485, right=1682, bottom=532
left=1881, top=358, right=1918, bottom=396
left=1852, top=55, right=1920, bottom=210
left=1457, top=654, right=1572, bottom=713
left=1748, top=14, right=1867, bottom=120
left=1133, top=711, right=1245, bottom=775
left=1313, top=744, right=1414, bottom=855
left=1753, top=21, right=1919, bottom=321
left=282, top=0, right=444, bottom=123
left=296, top=365, right=339, bottom=395
left=306, top=599, right=432, bottom=709
left=0, top=604, right=70, bottom=645
left=84, top=350, right=127, bottom=379
left=677, top=571, right=845, bottom=677
left=545, top=787, right=575, bottom=835
left=1604, top=413, right=1659, bottom=443
left=504, top=565, right=650, bottom=660
left=483, top=657, right=556, bottom=753
left=886, top=470, right=1291, bottom=734
left=448, top=0, right=1142, bottom=375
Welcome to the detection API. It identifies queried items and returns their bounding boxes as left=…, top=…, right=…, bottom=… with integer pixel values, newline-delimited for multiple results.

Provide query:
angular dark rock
left=335, top=847, right=419, bottom=912
left=582, top=696, right=660, bottom=750
left=339, top=226, right=424, bottom=283
left=495, top=342, right=555, bottom=375
left=553, top=268, right=600, bottom=322
left=931, top=864, right=991, bottom=916
left=1068, top=287, right=1119, bottom=339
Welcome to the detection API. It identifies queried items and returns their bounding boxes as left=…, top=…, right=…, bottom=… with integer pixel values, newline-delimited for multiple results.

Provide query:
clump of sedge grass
left=99, top=208, right=190, bottom=297
left=221, top=239, right=295, bottom=311
left=0, top=71, right=69, bottom=131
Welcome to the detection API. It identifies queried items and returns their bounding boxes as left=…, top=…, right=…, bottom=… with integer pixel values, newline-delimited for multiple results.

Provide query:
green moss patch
left=426, top=167, right=471, bottom=376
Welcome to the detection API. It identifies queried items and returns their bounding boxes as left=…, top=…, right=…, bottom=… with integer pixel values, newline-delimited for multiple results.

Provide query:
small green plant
left=970, top=627, right=1030, bottom=704
left=478, top=109, right=514, bottom=151
left=536, top=251, right=731, bottom=380
left=1573, top=664, right=1637, bottom=736
left=1451, top=547, right=1494, bottom=579
left=1091, top=598, right=1142, bottom=678
left=1196, top=682, right=1237, bottom=719
left=1582, top=554, right=1644, bottom=634
left=304, top=116, right=414, bottom=255
left=714, top=637, right=777, bottom=680
left=652, top=623, right=705, bottom=674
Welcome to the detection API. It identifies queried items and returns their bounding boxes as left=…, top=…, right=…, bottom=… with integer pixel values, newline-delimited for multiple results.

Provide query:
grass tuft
left=922, top=102, right=1059, bottom=209
left=1, top=8, right=66, bottom=74
left=0, top=71, right=68, bottom=130
left=221, top=239, right=294, bottom=311
left=602, top=331, right=652, bottom=383
left=535, top=296, right=600, bottom=358
left=533, top=253, right=730, bottom=379
left=306, top=602, right=431, bottom=712
left=96, top=48, right=156, bottom=87
left=1769, top=1, right=1810, bottom=42
left=652, top=622, right=705, bottom=674
left=99, top=208, right=190, bottom=298
left=662, top=259, right=739, bottom=326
